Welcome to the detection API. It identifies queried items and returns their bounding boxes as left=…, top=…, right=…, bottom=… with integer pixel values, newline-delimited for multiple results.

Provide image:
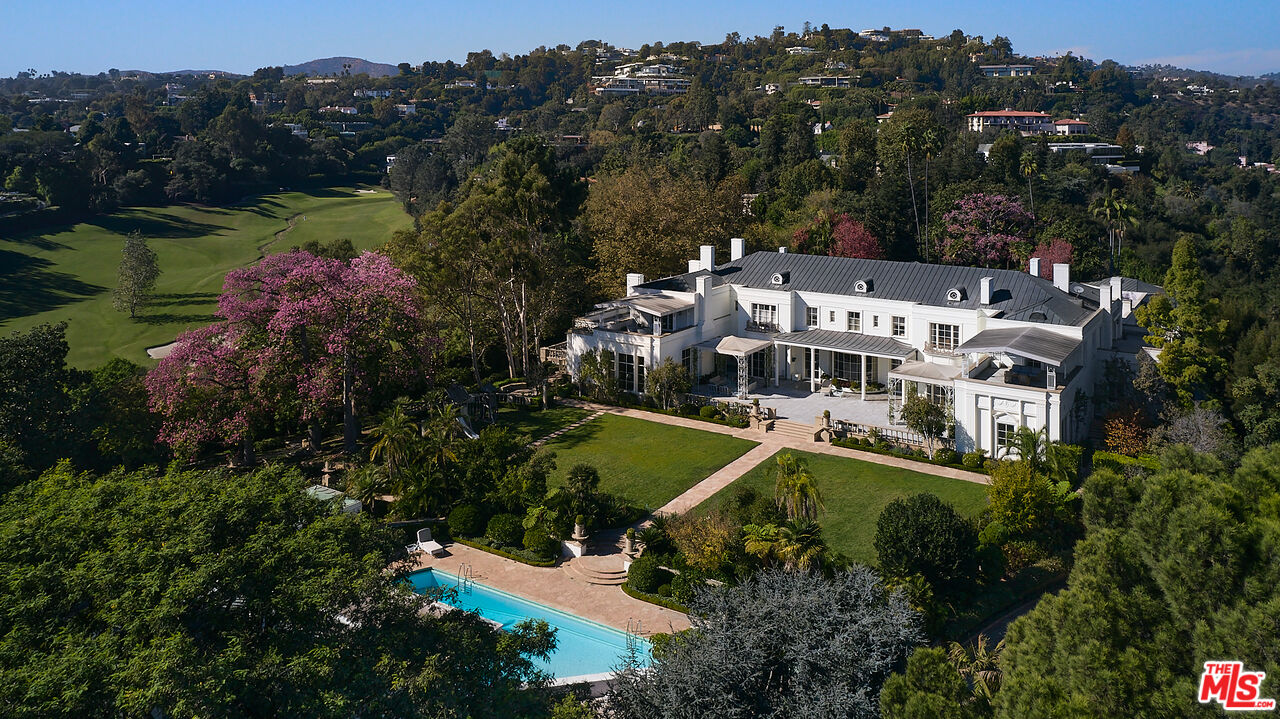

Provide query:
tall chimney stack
left=730, top=237, right=746, bottom=261
left=700, top=245, right=716, bottom=272
left=1052, top=263, right=1071, bottom=293
left=980, top=276, right=993, bottom=305
left=1029, top=257, right=1042, bottom=277
left=625, top=273, right=644, bottom=296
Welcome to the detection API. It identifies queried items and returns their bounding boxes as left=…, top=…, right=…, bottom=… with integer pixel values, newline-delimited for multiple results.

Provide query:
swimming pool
left=408, top=568, right=650, bottom=680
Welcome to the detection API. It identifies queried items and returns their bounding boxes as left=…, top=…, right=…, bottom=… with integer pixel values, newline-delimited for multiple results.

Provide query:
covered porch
left=771, top=329, right=916, bottom=401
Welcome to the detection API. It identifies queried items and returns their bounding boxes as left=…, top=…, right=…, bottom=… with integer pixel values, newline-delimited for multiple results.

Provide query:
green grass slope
left=0, top=186, right=411, bottom=368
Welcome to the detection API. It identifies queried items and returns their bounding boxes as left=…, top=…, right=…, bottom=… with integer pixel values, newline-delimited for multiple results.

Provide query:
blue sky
left=4, top=0, right=1278, bottom=77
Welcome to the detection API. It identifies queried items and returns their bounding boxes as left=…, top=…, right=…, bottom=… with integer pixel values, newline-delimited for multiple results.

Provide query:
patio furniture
left=819, top=378, right=833, bottom=396
left=407, top=527, right=446, bottom=557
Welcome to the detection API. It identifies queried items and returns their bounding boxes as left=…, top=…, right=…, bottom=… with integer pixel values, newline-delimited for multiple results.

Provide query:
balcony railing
left=922, top=341, right=959, bottom=357
left=746, top=321, right=780, bottom=334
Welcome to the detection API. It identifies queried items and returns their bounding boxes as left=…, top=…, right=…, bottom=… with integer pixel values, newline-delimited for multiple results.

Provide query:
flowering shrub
left=938, top=193, right=1034, bottom=268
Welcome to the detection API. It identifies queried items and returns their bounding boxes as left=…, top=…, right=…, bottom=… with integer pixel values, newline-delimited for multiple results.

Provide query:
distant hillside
left=282, top=57, right=398, bottom=77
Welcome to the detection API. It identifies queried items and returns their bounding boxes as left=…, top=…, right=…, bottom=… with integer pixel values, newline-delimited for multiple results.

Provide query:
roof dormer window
left=946, top=287, right=966, bottom=303
left=854, top=279, right=873, bottom=293
left=770, top=271, right=790, bottom=286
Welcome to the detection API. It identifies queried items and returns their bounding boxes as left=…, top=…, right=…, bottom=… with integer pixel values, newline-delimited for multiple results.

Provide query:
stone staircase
left=770, top=419, right=817, bottom=443
left=562, top=554, right=629, bottom=586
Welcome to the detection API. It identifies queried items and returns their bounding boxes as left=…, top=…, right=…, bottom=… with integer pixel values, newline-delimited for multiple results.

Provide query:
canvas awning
left=772, top=329, right=914, bottom=358
left=889, top=360, right=961, bottom=383
left=696, top=335, right=773, bottom=357
left=955, top=327, right=1081, bottom=366
left=596, top=293, right=693, bottom=316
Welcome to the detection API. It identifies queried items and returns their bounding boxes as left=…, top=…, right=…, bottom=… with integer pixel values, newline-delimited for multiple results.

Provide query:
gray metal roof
left=772, top=329, right=915, bottom=358
left=955, top=327, right=1081, bottom=366
left=642, top=252, right=1098, bottom=326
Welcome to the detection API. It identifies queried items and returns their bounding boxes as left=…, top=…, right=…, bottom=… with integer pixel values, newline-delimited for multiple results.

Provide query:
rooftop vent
left=946, top=287, right=967, bottom=303
left=770, top=271, right=790, bottom=286
left=1070, top=283, right=1086, bottom=295
left=1029, top=311, right=1048, bottom=322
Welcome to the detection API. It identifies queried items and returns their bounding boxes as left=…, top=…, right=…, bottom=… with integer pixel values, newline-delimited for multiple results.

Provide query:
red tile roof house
left=1053, top=118, right=1091, bottom=135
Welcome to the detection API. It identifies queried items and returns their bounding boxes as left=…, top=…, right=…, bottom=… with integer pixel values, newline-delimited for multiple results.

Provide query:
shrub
left=935, top=449, right=958, bottom=466
left=699, top=405, right=719, bottom=419
left=962, top=452, right=984, bottom=468
left=874, top=493, right=979, bottom=596
left=656, top=583, right=673, bottom=598
left=671, top=568, right=707, bottom=605
left=1001, top=539, right=1048, bottom=572
left=679, top=403, right=698, bottom=416
left=522, top=527, right=561, bottom=558
left=626, top=555, right=673, bottom=594
left=983, top=459, right=999, bottom=472
left=447, top=504, right=485, bottom=538
left=485, top=513, right=524, bottom=548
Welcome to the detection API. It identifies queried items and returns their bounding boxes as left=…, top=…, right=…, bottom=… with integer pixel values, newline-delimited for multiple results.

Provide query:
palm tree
left=921, top=128, right=941, bottom=259
left=1010, top=425, right=1047, bottom=467
left=775, top=519, right=826, bottom=571
left=368, top=402, right=420, bottom=489
left=345, top=463, right=391, bottom=515
left=742, top=523, right=781, bottom=567
left=774, top=452, right=825, bottom=521
left=1090, top=189, right=1138, bottom=266
left=948, top=636, right=1005, bottom=709
left=1019, top=152, right=1039, bottom=215
left=420, top=404, right=461, bottom=470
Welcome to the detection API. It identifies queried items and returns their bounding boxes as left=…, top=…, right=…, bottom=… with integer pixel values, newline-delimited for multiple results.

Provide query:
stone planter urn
left=623, top=528, right=637, bottom=558
left=572, top=515, right=588, bottom=543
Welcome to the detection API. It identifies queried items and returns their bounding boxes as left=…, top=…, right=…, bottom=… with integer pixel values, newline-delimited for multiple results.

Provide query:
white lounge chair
left=407, top=527, right=446, bottom=557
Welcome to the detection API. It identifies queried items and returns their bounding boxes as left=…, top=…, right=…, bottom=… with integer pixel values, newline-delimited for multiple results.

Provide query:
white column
left=810, top=348, right=817, bottom=392
left=860, top=354, right=867, bottom=400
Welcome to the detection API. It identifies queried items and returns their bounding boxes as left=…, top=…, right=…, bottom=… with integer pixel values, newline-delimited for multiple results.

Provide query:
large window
left=618, top=354, right=635, bottom=393
left=996, top=421, right=1016, bottom=456
left=892, top=316, right=906, bottom=337
left=846, top=311, right=861, bottom=333
left=929, top=322, right=960, bottom=350
left=806, top=307, right=819, bottom=328
left=925, top=383, right=949, bottom=405
left=749, top=350, right=769, bottom=378
left=750, top=303, right=778, bottom=330
left=636, top=356, right=645, bottom=394
left=681, top=347, right=698, bottom=379
left=833, top=352, right=862, bottom=383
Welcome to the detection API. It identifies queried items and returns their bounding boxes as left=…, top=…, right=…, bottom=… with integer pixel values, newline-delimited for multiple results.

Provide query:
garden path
left=528, top=410, right=604, bottom=447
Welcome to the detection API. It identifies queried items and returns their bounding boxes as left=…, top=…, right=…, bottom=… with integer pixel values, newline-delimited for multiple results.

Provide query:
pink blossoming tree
left=148, top=250, right=434, bottom=460
left=938, top=193, right=1035, bottom=269
left=793, top=211, right=885, bottom=259
left=1027, top=239, right=1074, bottom=278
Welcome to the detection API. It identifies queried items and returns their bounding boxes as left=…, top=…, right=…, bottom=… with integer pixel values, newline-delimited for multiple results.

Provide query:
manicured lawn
left=694, top=449, right=989, bottom=566
left=0, top=186, right=412, bottom=368
left=495, top=405, right=593, bottom=441
left=539, top=414, right=758, bottom=510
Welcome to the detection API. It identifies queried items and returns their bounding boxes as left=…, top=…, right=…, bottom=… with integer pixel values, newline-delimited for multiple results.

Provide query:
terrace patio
left=712, top=382, right=895, bottom=429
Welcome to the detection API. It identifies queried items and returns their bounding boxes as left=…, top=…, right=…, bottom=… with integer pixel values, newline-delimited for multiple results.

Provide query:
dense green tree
left=881, top=647, right=982, bottom=719
left=644, top=357, right=691, bottom=409
left=1136, top=235, right=1229, bottom=407
left=0, top=462, right=556, bottom=718
left=0, top=323, right=76, bottom=472
left=996, top=445, right=1280, bottom=717
left=875, top=493, right=979, bottom=596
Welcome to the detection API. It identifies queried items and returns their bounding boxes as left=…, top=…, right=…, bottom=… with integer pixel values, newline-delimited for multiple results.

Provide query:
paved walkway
left=411, top=542, right=690, bottom=636
left=657, top=438, right=787, bottom=514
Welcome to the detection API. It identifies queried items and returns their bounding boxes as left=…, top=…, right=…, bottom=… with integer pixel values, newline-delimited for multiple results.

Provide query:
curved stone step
left=562, top=557, right=629, bottom=586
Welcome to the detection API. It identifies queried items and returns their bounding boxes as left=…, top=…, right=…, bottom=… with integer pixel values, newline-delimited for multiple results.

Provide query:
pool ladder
left=624, top=618, right=644, bottom=663
left=457, top=563, right=476, bottom=594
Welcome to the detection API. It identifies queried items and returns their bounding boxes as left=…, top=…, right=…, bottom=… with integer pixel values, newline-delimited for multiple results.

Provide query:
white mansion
left=564, top=240, right=1160, bottom=456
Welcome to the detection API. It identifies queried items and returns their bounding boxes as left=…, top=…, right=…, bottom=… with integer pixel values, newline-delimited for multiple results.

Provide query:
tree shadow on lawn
left=148, top=291, right=219, bottom=307
left=85, top=212, right=229, bottom=239
left=0, top=250, right=105, bottom=320
left=0, top=231, right=72, bottom=252
left=133, top=311, right=218, bottom=326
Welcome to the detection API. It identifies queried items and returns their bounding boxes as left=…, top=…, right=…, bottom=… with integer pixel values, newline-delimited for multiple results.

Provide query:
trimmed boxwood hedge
left=450, top=536, right=557, bottom=567
left=621, top=581, right=690, bottom=614
left=830, top=437, right=990, bottom=476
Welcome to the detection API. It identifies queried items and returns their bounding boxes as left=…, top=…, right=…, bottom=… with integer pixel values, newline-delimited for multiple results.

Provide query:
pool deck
left=410, top=542, right=691, bottom=636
